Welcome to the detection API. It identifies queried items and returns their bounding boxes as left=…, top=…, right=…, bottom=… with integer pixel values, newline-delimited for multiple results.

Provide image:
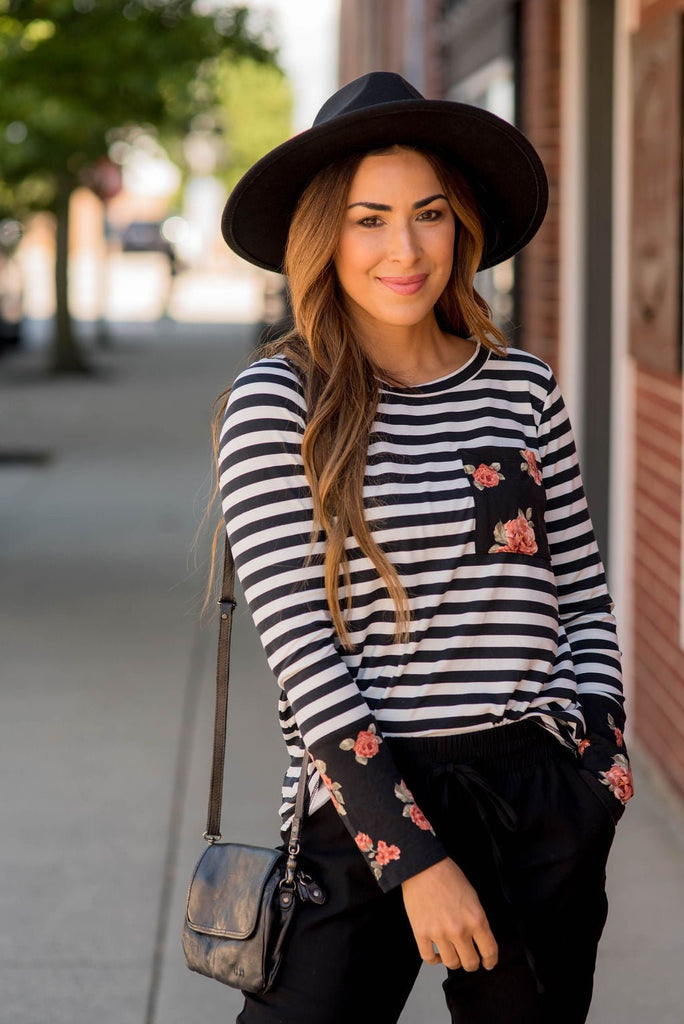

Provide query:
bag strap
left=203, top=537, right=309, bottom=853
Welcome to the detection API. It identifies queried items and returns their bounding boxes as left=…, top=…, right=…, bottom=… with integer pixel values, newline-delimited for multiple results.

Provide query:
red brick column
left=516, top=0, right=561, bottom=371
left=633, top=367, right=684, bottom=796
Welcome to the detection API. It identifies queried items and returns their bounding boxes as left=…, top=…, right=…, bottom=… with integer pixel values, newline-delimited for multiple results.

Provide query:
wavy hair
left=206, top=145, right=507, bottom=648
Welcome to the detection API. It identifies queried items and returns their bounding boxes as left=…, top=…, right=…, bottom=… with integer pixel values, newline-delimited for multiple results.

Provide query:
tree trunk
left=51, top=176, right=90, bottom=374
left=95, top=199, right=111, bottom=349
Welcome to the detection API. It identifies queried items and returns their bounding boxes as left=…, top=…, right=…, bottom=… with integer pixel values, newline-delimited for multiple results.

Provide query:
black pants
left=237, top=722, right=618, bottom=1024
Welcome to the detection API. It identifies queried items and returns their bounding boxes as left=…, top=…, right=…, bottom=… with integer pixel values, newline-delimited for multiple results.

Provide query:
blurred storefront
left=338, top=0, right=684, bottom=807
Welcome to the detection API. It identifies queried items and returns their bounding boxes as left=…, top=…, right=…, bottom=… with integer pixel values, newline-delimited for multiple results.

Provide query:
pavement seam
left=143, top=614, right=208, bottom=1024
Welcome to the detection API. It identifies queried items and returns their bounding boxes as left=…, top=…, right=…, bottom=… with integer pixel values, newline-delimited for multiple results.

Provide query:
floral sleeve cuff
left=309, top=721, right=447, bottom=891
left=577, top=696, right=634, bottom=812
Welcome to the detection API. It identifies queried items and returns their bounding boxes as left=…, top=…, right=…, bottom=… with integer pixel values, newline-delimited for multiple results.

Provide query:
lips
left=378, top=274, right=427, bottom=295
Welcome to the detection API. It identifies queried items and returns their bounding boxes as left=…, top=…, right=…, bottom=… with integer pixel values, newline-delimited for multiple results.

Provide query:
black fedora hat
left=221, top=71, right=548, bottom=274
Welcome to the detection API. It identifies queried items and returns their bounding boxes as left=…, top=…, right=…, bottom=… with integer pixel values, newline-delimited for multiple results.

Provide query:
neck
left=349, top=310, right=476, bottom=387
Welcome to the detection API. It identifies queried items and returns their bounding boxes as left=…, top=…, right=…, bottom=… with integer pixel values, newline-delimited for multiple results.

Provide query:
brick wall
left=629, top=0, right=684, bottom=801
left=633, top=366, right=684, bottom=796
left=516, top=0, right=561, bottom=371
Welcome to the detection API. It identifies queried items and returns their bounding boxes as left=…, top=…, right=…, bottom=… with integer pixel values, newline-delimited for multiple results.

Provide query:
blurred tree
left=214, top=54, right=292, bottom=193
left=0, top=0, right=278, bottom=373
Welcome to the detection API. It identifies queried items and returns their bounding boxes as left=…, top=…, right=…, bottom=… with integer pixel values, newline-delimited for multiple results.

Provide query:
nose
left=388, top=220, right=421, bottom=265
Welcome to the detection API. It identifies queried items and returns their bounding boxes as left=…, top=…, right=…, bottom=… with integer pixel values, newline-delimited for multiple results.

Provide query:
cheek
left=334, top=233, right=353, bottom=282
left=439, top=222, right=457, bottom=265
left=335, top=234, right=377, bottom=286
left=435, top=231, right=456, bottom=283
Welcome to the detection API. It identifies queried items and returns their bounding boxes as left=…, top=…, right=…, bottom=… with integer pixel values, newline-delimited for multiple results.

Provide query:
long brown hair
left=206, top=145, right=507, bottom=647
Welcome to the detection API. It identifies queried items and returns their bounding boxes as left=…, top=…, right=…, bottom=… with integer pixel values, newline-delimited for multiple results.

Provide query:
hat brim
left=221, top=99, right=548, bottom=273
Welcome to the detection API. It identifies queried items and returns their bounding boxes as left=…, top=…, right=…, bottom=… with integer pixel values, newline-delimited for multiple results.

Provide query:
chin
left=345, top=292, right=442, bottom=333
left=374, top=305, right=438, bottom=328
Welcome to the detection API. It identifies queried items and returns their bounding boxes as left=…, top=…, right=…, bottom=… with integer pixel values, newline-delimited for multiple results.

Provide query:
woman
left=215, top=72, right=632, bottom=1024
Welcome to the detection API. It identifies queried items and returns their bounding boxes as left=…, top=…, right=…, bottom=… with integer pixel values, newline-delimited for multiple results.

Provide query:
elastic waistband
left=386, top=721, right=569, bottom=774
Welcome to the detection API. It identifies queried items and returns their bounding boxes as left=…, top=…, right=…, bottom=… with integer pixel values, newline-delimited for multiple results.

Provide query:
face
left=334, top=148, right=456, bottom=335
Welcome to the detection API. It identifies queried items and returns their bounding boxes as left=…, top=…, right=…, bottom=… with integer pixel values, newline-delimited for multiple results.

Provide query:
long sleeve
left=219, top=359, right=446, bottom=889
left=539, top=377, right=633, bottom=809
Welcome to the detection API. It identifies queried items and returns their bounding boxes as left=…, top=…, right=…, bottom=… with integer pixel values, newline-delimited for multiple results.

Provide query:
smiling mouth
left=378, top=274, right=427, bottom=295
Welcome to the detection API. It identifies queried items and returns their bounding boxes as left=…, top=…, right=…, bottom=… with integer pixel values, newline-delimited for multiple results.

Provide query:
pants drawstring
left=431, top=761, right=545, bottom=995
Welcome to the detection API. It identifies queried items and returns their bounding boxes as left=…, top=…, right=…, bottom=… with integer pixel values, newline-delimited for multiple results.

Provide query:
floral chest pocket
left=460, top=447, right=550, bottom=561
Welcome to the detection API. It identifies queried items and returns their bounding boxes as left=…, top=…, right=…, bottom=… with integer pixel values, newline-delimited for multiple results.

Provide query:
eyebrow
left=347, top=193, right=448, bottom=211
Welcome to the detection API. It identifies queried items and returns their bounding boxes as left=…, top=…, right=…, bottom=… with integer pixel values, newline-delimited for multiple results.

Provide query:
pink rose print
left=473, top=464, right=502, bottom=488
left=355, top=832, right=373, bottom=853
left=354, top=730, right=380, bottom=759
left=464, top=461, right=505, bottom=490
left=520, top=449, right=542, bottom=485
left=339, top=722, right=383, bottom=765
left=600, top=755, right=634, bottom=804
left=607, top=713, right=623, bottom=747
left=394, top=779, right=435, bottom=834
left=489, top=508, right=538, bottom=555
left=353, top=832, right=402, bottom=880
left=578, top=739, right=591, bottom=756
left=409, top=803, right=433, bottom=831
left=375, top=841, right=401, bottom=867
left=312, top=757, right=347, bottom=815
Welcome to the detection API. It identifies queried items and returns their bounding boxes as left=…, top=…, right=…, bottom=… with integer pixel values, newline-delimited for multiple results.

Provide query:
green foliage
left=0, top=0, right=279, bottom=212
left=214, top=54, right=292, bottom=192
left=0, top=1, right=287, bottom=372
left=0, top=172, right=53, bottom=220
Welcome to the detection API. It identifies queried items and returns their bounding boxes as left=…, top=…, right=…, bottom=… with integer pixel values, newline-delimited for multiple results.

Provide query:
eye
left=417, top=208, right=443, bottom=222
left=357, top=215, right=383, bottom=228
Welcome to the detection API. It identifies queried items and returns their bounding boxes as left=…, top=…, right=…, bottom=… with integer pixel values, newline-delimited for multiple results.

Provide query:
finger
left=435, top=941, right=461, bottom=971
left=473, top=925, right=499, bottom=971
left=452, top=935, right=482, bottom=973
left=416, top=938, right=441, bottom=965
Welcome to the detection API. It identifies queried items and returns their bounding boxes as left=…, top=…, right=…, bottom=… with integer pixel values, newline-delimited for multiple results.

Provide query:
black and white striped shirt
left=219, top=343, right=625, bottom=890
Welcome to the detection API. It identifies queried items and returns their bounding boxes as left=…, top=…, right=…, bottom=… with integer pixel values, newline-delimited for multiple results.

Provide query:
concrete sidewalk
left=1, top=323, right=682, bottom=1024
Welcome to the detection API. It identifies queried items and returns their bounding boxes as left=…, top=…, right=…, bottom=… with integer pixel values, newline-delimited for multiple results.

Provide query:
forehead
left=347, top=148, right=443, bottom=198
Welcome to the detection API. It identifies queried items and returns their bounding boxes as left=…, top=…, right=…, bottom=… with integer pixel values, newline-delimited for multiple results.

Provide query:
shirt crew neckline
left=377, top=341, right=490, bottom=395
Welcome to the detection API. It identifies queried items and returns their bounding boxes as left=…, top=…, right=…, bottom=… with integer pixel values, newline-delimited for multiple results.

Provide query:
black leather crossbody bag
left=182, top=539, right=325, bottom=993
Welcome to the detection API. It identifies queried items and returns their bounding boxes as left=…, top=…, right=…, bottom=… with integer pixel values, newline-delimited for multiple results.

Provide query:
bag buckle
left=217, top=599, right=236, bottom=620
left=203, top=832, right=222, bottom=845
left=295, top=871, right=326, bottom=905
left=281, top=847, right=298, bottom=890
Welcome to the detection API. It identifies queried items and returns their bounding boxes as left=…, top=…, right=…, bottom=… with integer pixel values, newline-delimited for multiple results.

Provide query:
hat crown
left=313, top=72, right=424, bottom=129
left=223, top=71, right=548, bottom=274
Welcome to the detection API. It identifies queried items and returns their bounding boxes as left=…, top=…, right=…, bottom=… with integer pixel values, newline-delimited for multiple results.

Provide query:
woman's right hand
left=401, top=857, right=498, bottom=972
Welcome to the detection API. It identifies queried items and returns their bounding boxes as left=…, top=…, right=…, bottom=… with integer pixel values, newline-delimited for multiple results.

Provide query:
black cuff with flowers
left=308, top=720, right=447, bottom=892
left=577, top=694, right=633, bottom=814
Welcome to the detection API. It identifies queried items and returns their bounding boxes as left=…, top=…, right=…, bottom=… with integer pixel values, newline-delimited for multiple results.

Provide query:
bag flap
left=186, top=843, right=282, bottom=939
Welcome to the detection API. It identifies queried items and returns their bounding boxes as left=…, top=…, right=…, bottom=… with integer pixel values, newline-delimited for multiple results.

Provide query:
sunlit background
left=2, top=0, right=338, bottom=336
left=1, top=3, right=683, bottom=1023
